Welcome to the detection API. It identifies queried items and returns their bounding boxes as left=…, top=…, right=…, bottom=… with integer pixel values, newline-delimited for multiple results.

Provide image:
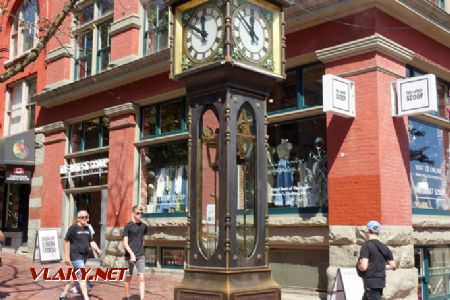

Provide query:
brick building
left=0, top=0, right=449, bottom=299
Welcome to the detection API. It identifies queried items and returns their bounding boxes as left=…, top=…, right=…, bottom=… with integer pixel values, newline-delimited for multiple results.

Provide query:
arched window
left=10, top=0, right=39, bottom=58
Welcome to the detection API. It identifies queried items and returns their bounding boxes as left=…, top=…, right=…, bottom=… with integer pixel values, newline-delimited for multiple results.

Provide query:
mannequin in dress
left=275, top=139, right=294, bottom=206
left=276, top=139, right=293, bottom=159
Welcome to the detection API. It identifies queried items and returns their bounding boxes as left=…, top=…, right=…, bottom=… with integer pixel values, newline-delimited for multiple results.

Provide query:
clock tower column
left=144, top=0, right=290, bottom=298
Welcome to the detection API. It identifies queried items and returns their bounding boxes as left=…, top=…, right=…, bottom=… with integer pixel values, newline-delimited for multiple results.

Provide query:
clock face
left=184, top=5, right=224, bottom=63
left=232, top=3, right=271, bottom=63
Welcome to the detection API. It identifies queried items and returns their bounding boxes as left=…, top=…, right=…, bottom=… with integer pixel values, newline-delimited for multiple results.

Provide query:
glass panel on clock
left=197, top=107, right=220, bottom=259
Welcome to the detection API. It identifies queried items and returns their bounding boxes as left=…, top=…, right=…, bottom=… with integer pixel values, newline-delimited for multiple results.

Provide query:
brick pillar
left=109, top=0, right=141, bottom=66
left=103, top=103, right=137, bottom=267
left=324, top=51, right=417, bottom=299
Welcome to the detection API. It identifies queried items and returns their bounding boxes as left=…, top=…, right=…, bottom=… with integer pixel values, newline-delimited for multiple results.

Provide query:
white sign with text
left=330, top=268, right=364, bottom=300
left=392, top=74, right=437, bottom=116
left=323, top=74, right=356, bottom=118
left=35, top=229, right=61, bottom=262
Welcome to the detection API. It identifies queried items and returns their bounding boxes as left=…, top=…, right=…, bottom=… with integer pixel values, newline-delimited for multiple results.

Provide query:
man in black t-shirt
left=60, top=210, right=101, bottom=300
left=357, top=220, right=396, bottom=300
left=123, top=205, right=148, bottom=300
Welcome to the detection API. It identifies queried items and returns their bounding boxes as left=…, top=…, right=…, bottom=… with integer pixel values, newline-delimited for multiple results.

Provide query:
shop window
left=9, top=0, right=39, bottom=59
left=161, top=247, right=184, bottom=268
left=74, top=1, right=113, bottom=79
left=69, top=117, right=109, bottom=153
left=409, top=119, right=450, bottom=211
left=143, top=1, right=169, bottom=55
left=6, top=77, right=36, bottom=136
left=415, top=246, right=450, bottom=300
left=145, top=246, right=157, bottom=267
left=140, top=141, right=188, bottom=214
left=268, top=63, right=324, bottom=113
left=267, top=116, right=327, bottom=210
left=140, top=98, right=186, bottom=139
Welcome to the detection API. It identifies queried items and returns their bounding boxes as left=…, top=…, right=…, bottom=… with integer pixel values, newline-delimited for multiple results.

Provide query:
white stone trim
left=31, top=176, right=43, bottom=187
left=45, top=45, right=72, bottom=63
left=42, top=80, right=72, bottom=92
left=29, top=197, right=42, bottom=208
left=41, top=121, right=66, bottom=134
left=104, top=102, right=138, bottom=117
left=316, top=34, right=414, bottom=63
left=109, top=14, right=141, bottom=37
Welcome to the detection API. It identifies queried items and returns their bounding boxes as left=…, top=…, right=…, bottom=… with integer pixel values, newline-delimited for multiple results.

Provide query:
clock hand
left=187, top=24, right=208, bottom=39
left=249, top=10, right=259, bottom=43
left=237, top=12, right=253, bottom=39
left=201, top=15, right=206, bottom=42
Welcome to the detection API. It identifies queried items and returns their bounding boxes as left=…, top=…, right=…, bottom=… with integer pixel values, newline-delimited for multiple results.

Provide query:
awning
left=0, top=130, right=35, bottom=166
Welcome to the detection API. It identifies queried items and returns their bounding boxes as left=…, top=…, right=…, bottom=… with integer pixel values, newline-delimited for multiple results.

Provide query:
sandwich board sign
left=330, top=268, right=364, bottom=300
left=33, top=229, right=61, bottom=263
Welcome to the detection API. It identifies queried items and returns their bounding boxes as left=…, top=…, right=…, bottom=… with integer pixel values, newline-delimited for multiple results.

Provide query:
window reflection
left=161, top=101, right=182, bottom=133
left=409, top=119, right=449, bottom=210
left=198, top=108, right=220, bottom=259
left=236, top=105, right=256, bottom=258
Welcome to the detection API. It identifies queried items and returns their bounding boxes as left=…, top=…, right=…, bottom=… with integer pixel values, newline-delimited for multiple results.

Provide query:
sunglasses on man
left=135, top=212, right=143, bottom=215
left=78, top=216, right=89, bottom=219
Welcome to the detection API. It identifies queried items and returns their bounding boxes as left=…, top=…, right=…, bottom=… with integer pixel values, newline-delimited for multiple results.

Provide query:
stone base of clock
left=174, top=269, right=281, bottom=300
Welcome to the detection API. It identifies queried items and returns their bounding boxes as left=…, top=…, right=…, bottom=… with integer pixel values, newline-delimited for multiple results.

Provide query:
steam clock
left=154, top=0, right=290, bottom=298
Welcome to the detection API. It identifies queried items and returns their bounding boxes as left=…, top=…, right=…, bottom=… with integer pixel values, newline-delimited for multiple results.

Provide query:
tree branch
left=0, top=0, right=79, bottom=83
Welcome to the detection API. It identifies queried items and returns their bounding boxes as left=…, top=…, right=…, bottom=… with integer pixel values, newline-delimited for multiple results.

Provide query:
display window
left=141, top=98, right=186, bottom=139
left=144, top=247, right=157, bottom=267
left=140, top=141, right=188, bottom=214
left=268, top=63, right=324, bottom=113
left=161, top=247, right=184, bottom=268
left=409, top=119, right=450, bottom=211
left=267, top=116, right=327, bottom=209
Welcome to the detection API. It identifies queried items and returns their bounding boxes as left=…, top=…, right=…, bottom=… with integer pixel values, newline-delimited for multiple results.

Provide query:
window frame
left=160, top=247, right=185, bottom=269
left=140, top=98, right=187, bottom=140
left=143, top=1, right=169, bottom=55
left=68, top=117, right=109, bottom=153
left=73, top=0, right=114, bottom=80
left=268, top=62, right=324, bottom=115
left=9, top=0, right=39, bottom=60
left=5, top=77, right=37, bottom=136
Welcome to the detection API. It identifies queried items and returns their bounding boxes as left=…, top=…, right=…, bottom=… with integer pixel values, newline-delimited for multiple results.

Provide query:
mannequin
left=274, top=139, right=294, bottom=207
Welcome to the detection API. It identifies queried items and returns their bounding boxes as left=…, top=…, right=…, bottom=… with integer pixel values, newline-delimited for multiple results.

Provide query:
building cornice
left=316, top=33, right=414, bottom=63
left=34, top=49, right=170, bottom=108
left=286, top=0, right=450, bottom=48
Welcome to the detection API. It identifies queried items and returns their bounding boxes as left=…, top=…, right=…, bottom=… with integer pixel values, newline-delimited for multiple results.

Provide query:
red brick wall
left=40, top=130, right=66, bottom=227
left=110, top=29, right=141, bottom=62
left=327, top=52, right=411, bottom=226
left=106, top=113, right=137, bottom=227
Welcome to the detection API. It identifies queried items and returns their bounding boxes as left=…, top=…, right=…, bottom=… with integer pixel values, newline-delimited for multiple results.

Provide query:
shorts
left=125, top=256, right=145, bottom=276
left=71, top=259, right=86, bottom=279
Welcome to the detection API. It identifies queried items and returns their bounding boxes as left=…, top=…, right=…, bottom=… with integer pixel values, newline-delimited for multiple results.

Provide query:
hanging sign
left=392, top=74, right=437, bottom=116
left=5, top=166, right=32, bottom=183
left=330, top=268, right=364, bottom=300
left=33, top=229, right=61, bottom=263
left=60, top=158, right=109, bottom=176
left=323, top=74, right=356, bottom=118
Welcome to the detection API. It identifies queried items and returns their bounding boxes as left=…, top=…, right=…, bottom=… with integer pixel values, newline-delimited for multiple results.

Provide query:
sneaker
left=69, top=286, right=78, bottom=293
left=59, top=296, right=68, bottom=300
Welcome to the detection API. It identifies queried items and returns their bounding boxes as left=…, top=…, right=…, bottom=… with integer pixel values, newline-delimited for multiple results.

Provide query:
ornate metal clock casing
left=171, top=0, right=286, bottom=79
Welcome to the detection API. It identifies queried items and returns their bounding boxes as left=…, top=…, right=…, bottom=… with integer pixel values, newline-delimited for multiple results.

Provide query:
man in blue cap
left=357, top=220, right=396, bottom=300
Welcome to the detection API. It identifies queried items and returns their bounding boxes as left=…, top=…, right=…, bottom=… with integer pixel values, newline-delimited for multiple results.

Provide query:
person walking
left=123, top=205, right=148, bottom=300
left=60, top=210, right=101, bottom=300
left=357, top=220, right=397, bottom=300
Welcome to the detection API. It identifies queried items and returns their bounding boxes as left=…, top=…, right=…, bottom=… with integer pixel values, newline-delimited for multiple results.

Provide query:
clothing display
left=149, top=165, right=188, bottom=213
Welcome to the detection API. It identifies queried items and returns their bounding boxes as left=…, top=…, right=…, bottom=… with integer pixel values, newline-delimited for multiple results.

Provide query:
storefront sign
left=330, top=268, right=364, bottom=300
left=392, top=74, right=437, bottom=116
left=5, top=166, right=32, bottom=183
left=0, top=130, right=35, bottom=165
left=323, top=74, right=356, bottom=118
left=60, top=158, right=109, bottom=176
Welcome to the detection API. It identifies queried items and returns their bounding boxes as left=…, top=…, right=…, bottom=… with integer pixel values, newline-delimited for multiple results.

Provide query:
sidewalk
left=0, top=253, right=181, bottom=299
